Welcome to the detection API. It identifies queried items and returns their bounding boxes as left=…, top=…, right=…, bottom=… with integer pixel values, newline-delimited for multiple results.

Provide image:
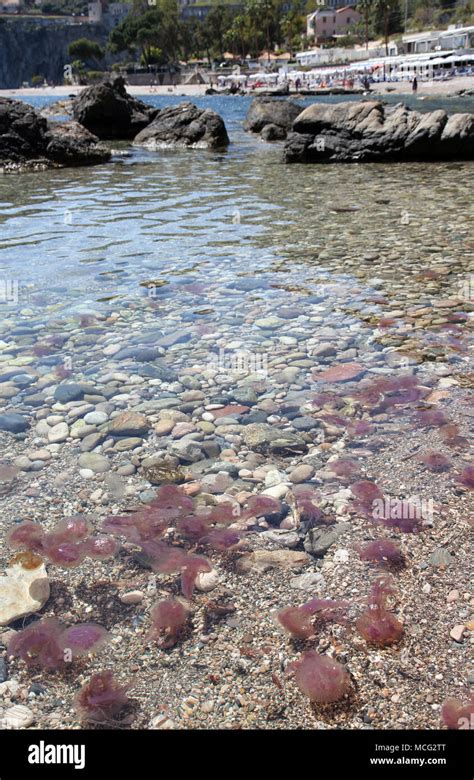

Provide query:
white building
left=297, top=41, right=397, bottom=67
left=87, top=1, right=131, bottom=26
left=87, top=1, right=102, bottom=22
left=402, top=25, right=474, bottom=54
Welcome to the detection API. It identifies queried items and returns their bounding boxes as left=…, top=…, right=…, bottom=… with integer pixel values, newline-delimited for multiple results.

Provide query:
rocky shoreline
left=243, top=97, right=474, bottom=162
left=3, top=81, right=474, bottom=173
left=0, top=78, right=229, bottom=172
left=0, top=97, right=111, bottom=172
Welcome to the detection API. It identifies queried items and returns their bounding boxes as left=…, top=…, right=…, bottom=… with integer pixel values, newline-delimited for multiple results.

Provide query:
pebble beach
left=0, top=92, right=473, bottom=732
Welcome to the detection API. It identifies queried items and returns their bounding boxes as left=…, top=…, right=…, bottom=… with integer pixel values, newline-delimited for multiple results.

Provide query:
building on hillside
left=306, top=5, right=361, bottom=42
left=179, top=1, right=244, bottom=20
left=0, top=0, right=22, bottom=13
left=108, top=2, right=130, bottom=25
left=87, top=0, right=131, bottom=27
left=88, top=1, right=102, bottom=22
left=330, top=0, right=357, bottom=5
left=178, top=0, right=292, bottom=21
left=181, top=3, right=214, bottom=20
left=311, top=0, right=357, bottom=7
left=402, top=25, right=474, bottom=53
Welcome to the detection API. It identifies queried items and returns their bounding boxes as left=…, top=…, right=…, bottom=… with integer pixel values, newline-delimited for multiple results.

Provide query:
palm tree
left=226, top=14, right=250, bottom=59
left=281, top=9, right=303, bottom=57
left=357, top=0, right=375, bottom=50
left=375, top=0, right=400, bottom=55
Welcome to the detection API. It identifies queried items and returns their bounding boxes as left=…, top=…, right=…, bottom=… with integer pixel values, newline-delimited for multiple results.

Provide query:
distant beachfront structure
left=296, top=41, right=398, bottom=67
left=401, top=24, right=474, bottom=53
left=297, top=22, right=474, bottom=67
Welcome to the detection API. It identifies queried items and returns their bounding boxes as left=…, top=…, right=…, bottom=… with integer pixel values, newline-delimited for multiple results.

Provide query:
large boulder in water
left=133, top=102, right=229, bottom=150
left=244, top=97, right=302, bottom=139
left=0, top=98, right=44, bottom=165
left=44, top=121, right=111, bottom=166
left=0, top=97, right=110, bottom=171
left=72, top=77, right=158, bottom=139
left=283, top=100, right=474, bottom=163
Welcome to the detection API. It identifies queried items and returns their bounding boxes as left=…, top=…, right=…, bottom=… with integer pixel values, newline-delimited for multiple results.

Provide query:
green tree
left=224, top=13, right=250, bottom=58
left=357, top=0, right=376, bottom=49
left=71, top=59, right=86, bottom=82
left=68, top=38, right=104, bottom=62
left=178, top=19, right=195, bottom=61
left=245, top=0, right=274, bottom=57
left=205, top=5, right=232, bottom=60
left=109, top=2, right=180, bottom=65
left=374, top=0, right=402, bottom=54
left=281, top=7, right=304, bottom=57
left=193, top=21, right=213, bottom=64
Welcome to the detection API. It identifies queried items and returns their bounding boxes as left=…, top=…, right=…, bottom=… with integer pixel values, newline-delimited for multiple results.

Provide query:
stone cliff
left=0, top=18, right=106, bottom=89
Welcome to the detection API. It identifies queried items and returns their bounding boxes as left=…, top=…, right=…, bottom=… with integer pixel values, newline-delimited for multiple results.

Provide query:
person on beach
left=412, top=76, right=418, bottom=93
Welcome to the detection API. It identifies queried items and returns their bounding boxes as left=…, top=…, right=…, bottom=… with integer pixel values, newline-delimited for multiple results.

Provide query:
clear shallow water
left=0, top=94, right=473, bottom=322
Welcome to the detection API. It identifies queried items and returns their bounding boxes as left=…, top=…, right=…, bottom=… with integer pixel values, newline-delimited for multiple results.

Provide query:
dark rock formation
left=133, top=102, right=229, bottom=150
left=261, top=123, right=287, bottom=142
left=0, top=97, right=45, bottom=163
left=72, top=78, right=158, bottom=140
left=0, top=97, right=110, bottom=170
left=45, top=121, right=111, bottom=166
left=284, top=100, right=474, bottom=163
left=244, top=97, right=302, bottom=139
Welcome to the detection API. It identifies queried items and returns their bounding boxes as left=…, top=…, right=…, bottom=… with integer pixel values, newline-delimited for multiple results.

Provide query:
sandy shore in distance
left=1, top=74, right=474, bottom=100
left=370, top=74, right=474, bottom=96
left=0, top=84, right=209, bottom=98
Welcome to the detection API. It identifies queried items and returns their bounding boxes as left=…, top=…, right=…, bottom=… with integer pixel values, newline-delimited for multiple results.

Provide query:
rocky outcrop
left=283, top=100, right=474, bottom=163
left=0, top=97, right=110, bottom=171
left=72, top=77, right=158, bottom=140
left=244, top=97, right=302, bottom=139
left=133, top=103, right=229, bottom=151
left=0, top=97, right=45, bottom=164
